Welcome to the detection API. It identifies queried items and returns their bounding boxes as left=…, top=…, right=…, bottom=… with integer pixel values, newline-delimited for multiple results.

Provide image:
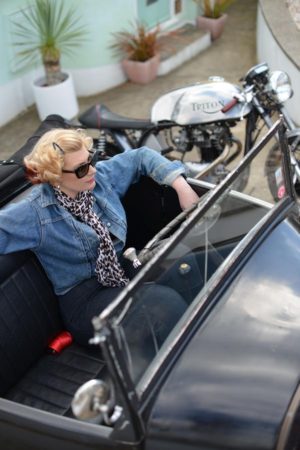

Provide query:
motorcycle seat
left=79, top=104, right=153, bottom=130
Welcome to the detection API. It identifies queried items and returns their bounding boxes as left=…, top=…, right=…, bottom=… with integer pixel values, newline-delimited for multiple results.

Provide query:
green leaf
left=11, top=0, right=88, bottom=77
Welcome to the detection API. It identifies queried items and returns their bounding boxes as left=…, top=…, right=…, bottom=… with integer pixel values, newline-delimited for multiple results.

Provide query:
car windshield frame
left=90, top=118, right=296, bottom=429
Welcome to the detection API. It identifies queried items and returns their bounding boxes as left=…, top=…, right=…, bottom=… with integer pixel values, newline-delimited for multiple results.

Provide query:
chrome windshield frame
left=91, top=117, right=296, bottom=432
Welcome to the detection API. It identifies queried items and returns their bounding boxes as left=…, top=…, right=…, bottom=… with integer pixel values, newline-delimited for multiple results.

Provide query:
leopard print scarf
left=54, top=188, right=128, bottom=287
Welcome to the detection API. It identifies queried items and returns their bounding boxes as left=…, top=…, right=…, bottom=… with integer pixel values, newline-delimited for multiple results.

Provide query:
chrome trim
left=91, top=118, right=294, bottom=422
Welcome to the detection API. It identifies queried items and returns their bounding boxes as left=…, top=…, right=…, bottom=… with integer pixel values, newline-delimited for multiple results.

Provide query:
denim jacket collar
left=40, top=184, right=58, bottom=208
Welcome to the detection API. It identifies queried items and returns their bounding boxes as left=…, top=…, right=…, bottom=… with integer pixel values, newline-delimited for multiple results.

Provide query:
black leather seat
left=0, top=251, right=106, bottom=416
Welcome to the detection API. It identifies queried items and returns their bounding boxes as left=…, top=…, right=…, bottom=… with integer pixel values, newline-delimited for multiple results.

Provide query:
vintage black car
left=0, top=116, right=299, bottom=450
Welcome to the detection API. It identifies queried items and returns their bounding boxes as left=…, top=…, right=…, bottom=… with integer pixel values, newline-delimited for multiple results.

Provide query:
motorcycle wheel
left=265, top=141, right=300, bottom=201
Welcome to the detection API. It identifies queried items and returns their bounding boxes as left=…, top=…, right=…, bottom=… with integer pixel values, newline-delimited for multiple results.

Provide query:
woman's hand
left=171, top=176, right=200, bottom=210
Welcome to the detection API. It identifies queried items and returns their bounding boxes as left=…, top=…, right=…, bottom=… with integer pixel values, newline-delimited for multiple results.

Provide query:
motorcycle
left=78, top=62, right=298, bottom=198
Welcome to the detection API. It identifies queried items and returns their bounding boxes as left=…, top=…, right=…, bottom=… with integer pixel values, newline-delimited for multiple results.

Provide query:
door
left=137, top=0, right=171, bottom=28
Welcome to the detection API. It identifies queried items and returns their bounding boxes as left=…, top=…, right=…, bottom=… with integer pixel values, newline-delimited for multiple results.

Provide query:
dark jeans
left=58, top=277, right=123, bottom=346
left=58, top=277, right=186, bottom=365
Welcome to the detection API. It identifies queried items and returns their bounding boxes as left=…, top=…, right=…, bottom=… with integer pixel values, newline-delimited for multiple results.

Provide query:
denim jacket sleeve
left=95, top=147, right=186, bottom=197
left=0, top=199, right=41, bottom=254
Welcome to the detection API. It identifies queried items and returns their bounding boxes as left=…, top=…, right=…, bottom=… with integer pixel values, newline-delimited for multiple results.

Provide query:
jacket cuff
left=162, top=167, right=186, bottom=186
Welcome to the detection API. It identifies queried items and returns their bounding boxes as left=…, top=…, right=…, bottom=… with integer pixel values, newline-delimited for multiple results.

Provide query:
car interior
left=0, top=115, right=207, bottom=420
left=0, top=115, right=268, bottom=423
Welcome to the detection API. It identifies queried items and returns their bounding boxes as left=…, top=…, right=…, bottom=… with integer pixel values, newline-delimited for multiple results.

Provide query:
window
left=174, top=0, right=182, bottom=14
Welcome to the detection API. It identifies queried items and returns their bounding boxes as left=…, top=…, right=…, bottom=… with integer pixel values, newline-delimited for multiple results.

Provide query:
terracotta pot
left=196, top=14, right=228, bottom=40
left=122, top=54, right=160, bottom=85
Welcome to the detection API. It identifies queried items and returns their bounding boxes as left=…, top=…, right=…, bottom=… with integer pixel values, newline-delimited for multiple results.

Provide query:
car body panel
left=0, top=116, right=299, bottom=450
left=147, top=218, right=300, bottom=449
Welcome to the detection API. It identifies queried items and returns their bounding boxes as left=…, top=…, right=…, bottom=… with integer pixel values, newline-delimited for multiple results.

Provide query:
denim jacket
left=0, top=147, right=185, bottom=295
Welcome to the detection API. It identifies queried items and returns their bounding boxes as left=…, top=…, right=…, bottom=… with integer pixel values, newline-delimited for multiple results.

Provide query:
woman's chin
left=87, top=179, right=96, bottom=190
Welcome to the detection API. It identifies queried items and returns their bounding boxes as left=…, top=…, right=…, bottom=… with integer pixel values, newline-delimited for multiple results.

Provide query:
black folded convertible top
left=0, top=115, right=73, bottom=207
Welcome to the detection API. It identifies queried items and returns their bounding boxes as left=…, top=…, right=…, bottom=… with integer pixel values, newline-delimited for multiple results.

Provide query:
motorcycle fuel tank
left=151, top=79, right=251, bottom=125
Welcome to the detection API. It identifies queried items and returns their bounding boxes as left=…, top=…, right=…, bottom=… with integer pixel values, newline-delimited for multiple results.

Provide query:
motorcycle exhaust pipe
left=194, top=138, right=242, bottom=180
left=194, top=144, right=231, bottom=180
left=224, top=137, right=243, bottom=165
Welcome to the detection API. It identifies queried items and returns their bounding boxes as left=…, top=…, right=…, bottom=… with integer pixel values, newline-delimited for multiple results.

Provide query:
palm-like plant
left=12, top=0, right=87, bottom=86
left=193, top=0, right=236, bottom=19
left=109, top=23, right=161, bottom=62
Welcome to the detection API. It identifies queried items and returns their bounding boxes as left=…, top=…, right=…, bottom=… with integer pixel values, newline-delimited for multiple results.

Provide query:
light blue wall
left=0, top=0, right=136, bottom=84
left=65, top=0, right=136, bottom=68
left=0, top=0, right=31, bottom=83
left=0, top=0, right=198, bottom=87
left=185, top=0, right=199, bottom=18
left=138, top=0, right=171, bottom=27
left=137, top=0, right=198, bottom=28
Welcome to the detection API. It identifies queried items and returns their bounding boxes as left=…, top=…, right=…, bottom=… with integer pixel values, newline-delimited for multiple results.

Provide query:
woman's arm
left=171, top=175, right=200, bottom=210
left=96, top=147, right=186, bottom=196
left=0, top=199, right=41, bottom=254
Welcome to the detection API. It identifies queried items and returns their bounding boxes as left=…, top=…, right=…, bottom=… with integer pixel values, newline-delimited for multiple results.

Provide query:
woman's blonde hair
left=24, top=128, right=93, bottom=185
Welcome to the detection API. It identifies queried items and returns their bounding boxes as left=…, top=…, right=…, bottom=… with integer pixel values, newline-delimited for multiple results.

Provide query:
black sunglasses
left=53, top=142, right=98, bottom=179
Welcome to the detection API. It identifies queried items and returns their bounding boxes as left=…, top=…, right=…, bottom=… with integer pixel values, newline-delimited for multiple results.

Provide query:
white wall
left=257, top=4, right=300, bottom=125
left=72, top=64, right=126, bottom=97
left=0, top=63, right=126, bottom=127
left=0, top=68, right=41, bottom=126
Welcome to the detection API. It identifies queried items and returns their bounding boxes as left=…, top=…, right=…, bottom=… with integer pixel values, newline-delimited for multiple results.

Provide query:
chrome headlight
left=269, top=70, right=293, bottom=103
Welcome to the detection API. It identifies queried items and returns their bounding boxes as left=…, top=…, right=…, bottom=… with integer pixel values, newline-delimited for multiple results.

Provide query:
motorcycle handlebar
left=160, top=147, right=174, bottom=156
left=221, top=97, right=238, bottom=113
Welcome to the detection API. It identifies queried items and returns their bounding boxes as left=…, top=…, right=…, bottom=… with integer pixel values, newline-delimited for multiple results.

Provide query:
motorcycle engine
left=171, top=123, right=233, bottom=162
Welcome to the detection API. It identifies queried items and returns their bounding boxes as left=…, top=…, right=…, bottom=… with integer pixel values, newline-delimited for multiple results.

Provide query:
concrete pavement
left=0, top=0, right=258, bottom=159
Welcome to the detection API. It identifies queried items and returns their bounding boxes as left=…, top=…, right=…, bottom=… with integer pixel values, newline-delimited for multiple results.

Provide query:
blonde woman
left=0, top=128, right=199, bottom=346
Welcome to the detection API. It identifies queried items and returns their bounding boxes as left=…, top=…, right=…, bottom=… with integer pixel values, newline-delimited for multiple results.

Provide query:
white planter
left=32, top=72, right=79, bottom=120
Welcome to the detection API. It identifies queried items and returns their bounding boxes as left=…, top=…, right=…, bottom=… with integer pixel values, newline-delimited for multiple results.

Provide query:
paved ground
left=287, top=0, right=300, bottom=30
left=0, top=0, right=258, bottom=158
left=1, top=0, right=274, bottom=200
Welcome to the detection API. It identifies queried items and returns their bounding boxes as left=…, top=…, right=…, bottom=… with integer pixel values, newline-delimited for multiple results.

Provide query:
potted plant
left=12, top=0, right=87, bottom=120
left=193, top=0, right=236, bottom=40
left=109, top=23, right=163, bottom=85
